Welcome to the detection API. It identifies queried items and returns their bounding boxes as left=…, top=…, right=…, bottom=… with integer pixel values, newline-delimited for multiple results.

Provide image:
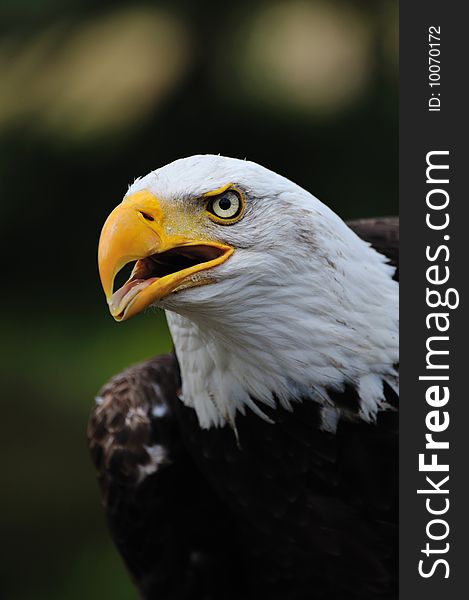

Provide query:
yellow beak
left=98, top=190, right=233, bottom=321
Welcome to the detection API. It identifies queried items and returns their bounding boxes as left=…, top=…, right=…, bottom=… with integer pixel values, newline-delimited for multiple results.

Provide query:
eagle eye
left=205, top=189, right=244, bottom=224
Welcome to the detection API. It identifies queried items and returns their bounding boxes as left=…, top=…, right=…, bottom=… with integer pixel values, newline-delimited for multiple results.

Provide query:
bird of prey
left=89, top=155, right=398, bottom=600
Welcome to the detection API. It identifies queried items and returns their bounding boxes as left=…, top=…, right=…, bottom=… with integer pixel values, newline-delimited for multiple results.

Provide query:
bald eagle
left=89, top=155, right=398, bottom=600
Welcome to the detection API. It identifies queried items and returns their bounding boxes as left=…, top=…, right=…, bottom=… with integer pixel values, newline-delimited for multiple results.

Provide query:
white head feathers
left=128, top=155, right=399, bottom=430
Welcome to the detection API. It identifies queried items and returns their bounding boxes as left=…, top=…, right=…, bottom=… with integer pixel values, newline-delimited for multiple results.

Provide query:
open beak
left=98, top=190, right=233, bottom=321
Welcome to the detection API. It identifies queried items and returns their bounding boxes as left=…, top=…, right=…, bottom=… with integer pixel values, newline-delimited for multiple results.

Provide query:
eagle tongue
left=109, top=278, right=156, bottom=314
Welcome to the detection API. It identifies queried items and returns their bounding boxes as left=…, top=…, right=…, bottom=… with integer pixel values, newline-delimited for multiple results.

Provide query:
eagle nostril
left=139, top=211, right=154, bottom=222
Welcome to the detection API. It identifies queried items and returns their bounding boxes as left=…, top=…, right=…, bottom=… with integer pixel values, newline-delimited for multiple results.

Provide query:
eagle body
left=90, top=156, right=398, bottom=599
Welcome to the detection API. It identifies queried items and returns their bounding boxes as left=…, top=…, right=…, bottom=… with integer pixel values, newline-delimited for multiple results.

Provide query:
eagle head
left=98, top=155, right=398, bottom=429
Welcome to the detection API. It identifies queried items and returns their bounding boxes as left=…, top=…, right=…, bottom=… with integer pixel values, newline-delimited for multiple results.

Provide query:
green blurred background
left=0, top=0, right=397, bottom=598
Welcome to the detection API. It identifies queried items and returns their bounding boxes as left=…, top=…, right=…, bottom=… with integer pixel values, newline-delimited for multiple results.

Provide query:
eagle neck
left=165, top=245, right=398, bottom=431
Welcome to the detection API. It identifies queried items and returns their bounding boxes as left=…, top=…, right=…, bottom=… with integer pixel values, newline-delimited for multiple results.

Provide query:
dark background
left=0, top=1, right=397, bottom=598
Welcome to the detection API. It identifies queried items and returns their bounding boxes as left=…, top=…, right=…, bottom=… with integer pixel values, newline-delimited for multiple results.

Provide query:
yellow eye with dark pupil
left=207, top=190, right=243, bottom=222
